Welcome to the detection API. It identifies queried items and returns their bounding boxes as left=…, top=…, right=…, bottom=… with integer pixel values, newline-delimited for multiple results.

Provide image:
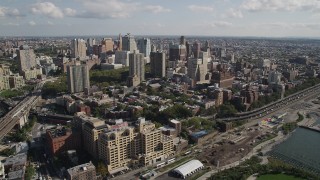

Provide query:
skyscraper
left=192, top=42, right=201, bottom=58
left=169, top=43, right=186, bottom=62
left=122, top=33, right=137, bottom=53
left=188, top=52, right=208, bottom=83
left=118, top=33, right=122, bottom=51
left=101, top=38, right=114, bottom=52
left=150, top=52, right=166, bottom=77
left=115, top=51, right=130, bottom=66
left=67, top=63, right=90, bottom=94
left=180, top=36, right=186, bottom=46
left=137, top=38, right=151, bottom=57
left=17, top=45, right=37, bottom=73
left=87, top=38, right=96, bottom=55
left=129, top=51, right=145, bottom=83
left=71, top=39, right=87, bottom=59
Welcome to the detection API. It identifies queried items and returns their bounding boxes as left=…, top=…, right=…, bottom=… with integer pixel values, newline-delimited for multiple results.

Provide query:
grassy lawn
left=0, top=89, right=24, bottom=98
left=257, top=174, right=304, bottom=180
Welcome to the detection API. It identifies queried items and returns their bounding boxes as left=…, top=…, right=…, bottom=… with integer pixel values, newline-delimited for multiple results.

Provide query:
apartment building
left=97, top=118, right=174, bottom=174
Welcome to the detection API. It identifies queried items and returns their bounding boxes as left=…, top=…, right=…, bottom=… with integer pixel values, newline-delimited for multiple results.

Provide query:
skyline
left=0, top=0, right=320, bottom=37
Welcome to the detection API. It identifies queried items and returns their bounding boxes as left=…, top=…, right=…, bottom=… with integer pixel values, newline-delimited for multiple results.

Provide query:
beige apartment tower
left=98, top=118, right=175, bottom=174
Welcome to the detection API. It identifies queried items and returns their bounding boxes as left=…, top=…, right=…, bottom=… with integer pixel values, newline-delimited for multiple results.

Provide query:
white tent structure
left=172, top=159, right=204, bottom=179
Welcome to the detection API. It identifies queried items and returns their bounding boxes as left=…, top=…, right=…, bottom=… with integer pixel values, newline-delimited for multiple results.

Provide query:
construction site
left=197, top=126, right=275, bottom=167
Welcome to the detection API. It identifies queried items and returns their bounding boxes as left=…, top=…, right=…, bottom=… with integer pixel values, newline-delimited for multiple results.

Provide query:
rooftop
left=47, top=127, right=69, bottom=138
left=2, top=153, right=27, bottom=167
left=67, top=162, right=96, bottom=176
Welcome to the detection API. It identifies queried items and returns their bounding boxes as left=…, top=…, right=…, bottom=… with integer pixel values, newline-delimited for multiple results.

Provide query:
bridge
left=0, top=83, right=44, bottom=140
left=0, top=94, right=41, bottom=140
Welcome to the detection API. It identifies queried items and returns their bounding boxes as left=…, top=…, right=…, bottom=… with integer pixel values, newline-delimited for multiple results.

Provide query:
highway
left=0, top=81, right=45, bottom=140
left=216, top=83, right=320, bottom=122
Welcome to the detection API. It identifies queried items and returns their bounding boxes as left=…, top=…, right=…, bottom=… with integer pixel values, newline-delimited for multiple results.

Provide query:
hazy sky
left=1, top=0, right=320, bottom=37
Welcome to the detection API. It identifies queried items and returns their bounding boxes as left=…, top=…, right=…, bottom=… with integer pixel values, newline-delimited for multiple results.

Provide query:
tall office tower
left=151, top=44, right=157, bottom=52
left=150, top=52, right=166, bottom=77
left=67, top=63, right=90, bottom=94
left=180, top=36, right=186, bottom=46
left=101, top=38, right=114, bottom=52
left=87, top=38, right=96, bottom=47
left=187, top=54, right=208, bottom=83
left=122, top=33, right=137, bottom=53
left=87, top=38, right=96, bottom=55
left=137, top=38, right=151, bottom=57
left=199, top=51, right=209, bottom=67
left=118, top=33, right=122, bottom=50
left=204, top=40, right=210, bottom=49
left=192, top=42, right=201, bottom=58
left=169, top=43, right=186, bottom=62
left=17, top=45, right=37, bottom=73
left=115, top=51, right=130, bottom=66
left=185, top=41, right=192, bottom=58
left=71, top=39, right=87, bottom=59
left=129, top=51, right=145, bottom=82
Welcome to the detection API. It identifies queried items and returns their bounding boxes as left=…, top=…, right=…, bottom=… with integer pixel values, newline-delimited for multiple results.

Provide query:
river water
left=269, top=127, right=320, bottom=174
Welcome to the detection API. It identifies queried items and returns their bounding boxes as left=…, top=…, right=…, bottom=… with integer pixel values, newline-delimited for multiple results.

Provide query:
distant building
left=240, top=87, right=259, bottom=104
left=223, top=89, right=232, bottom=102
left=169, top=43, right=186, bottom=63
left=258, top=59, right=271, bottom=69
left=150, top=51, right=166, bottom=77
left=169, top=119, right=181, bottom=135
left=115, top=51, right=130, bottom=66
left=17, top=45, right=37, bottom=73
left=192, top=42, right=201, bottom=58
left=137, top=38, right=151, bottom=57
left=71, top=39, right=87, bottom=59
left=213, top=89, right=224, bottom=107
left=127, top=74, right=141, bottom=87
left=268, top=71, right=282, bottom=84
left=180, top=36, right=186, bottom=46
left=67, top=162, right=97, bottom=180
left=187, top=56, right=208, bottom=83
left=283, top=69, right=297, bottom=81
left=67, top=63, right=90, bottom=94
left=128, top=51, right=145, bottom=85
left=122, top=33, right=137, bottom=53
left=101, top=38, right=114, bottom=52
left=211, top=71, right=234, bottom=88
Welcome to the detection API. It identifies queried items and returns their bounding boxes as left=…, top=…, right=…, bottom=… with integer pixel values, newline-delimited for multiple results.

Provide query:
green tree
left=25, top=165, right=35, bottom=180
left=96, top=161, right=108, bottom=177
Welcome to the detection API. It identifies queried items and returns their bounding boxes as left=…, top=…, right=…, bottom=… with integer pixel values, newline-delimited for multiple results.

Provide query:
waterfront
left=269, top=127, right=320, bottom=174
